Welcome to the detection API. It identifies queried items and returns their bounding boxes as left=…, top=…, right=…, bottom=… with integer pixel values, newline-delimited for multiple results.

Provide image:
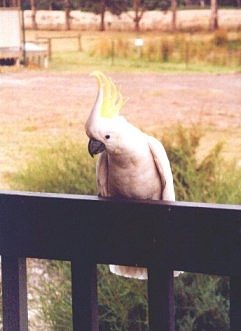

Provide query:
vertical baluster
left=71, top=259, right=98, bottom=331
left=1, top=256, right=28, bottom=331
left=230, top=276, right=241, bottom=331
left=148, top=265, right=175, bottom=331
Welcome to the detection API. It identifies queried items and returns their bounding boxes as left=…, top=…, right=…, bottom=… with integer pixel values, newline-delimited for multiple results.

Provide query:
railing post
left=1, top=256, right=28, bottom=331
left=230, top=276, right=241, bottom=331
left=71, top=259, right=98, bottom=331
left=148, top=264, right=175, bottom=331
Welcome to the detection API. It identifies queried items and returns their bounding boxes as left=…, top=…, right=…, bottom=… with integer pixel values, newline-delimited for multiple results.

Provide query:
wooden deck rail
left=0, top=191, right=240, bottom=331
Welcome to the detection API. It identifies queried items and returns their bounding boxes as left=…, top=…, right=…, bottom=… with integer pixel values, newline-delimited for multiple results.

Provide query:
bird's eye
left=105, top=135, right=110, bottom=139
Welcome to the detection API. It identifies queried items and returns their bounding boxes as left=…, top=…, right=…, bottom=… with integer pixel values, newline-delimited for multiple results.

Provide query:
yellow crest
left=91, top=71, right=124, bottom=119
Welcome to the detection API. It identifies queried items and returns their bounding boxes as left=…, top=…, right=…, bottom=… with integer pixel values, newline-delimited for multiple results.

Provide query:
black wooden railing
left=0, top=191, right=240, bottom=331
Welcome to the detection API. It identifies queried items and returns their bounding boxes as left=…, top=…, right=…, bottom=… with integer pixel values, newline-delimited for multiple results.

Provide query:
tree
left=79, top=0, right=104, bottom=31
left=30, top=0, right=37, bottom=30
left=12, top=0, right=20, bottom=5
left=171, top=0, right=177, bottom=32
left=79, top=0, right=129, bottom=31
left=99, top=0, right=106, bottom=31
left=210, top=0, right=218, bottom=30
left=79, top=0, right=170, bottom=32
left=65, top=0, right=71, bottom=30
left=130, top=0, right=171, bottom=33
left=132, top=0, right=145, bottom=32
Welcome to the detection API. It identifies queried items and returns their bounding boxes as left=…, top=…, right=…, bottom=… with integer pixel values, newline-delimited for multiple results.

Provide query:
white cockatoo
left=85, top=71, right=181, bottom=279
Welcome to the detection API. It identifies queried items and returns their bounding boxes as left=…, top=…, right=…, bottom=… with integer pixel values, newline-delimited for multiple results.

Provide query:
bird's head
left=85, top=71, right=126, bottom=157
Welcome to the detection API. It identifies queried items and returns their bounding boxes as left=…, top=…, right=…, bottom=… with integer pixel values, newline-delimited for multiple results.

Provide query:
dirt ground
left=0, top=71, right=241, bottom=189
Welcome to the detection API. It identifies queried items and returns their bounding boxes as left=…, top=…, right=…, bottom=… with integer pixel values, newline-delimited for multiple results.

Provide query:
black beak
left=88, top=138, right=105, bottom=157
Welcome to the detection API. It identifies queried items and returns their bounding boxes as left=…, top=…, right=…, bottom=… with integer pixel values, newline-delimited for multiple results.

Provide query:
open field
left=0, top=71, right=240, bottom=190
left=24, top=29, right=241, bottom=73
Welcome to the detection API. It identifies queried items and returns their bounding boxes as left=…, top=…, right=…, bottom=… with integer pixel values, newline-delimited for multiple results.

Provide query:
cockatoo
left=85, top=71, right=180, bottom=279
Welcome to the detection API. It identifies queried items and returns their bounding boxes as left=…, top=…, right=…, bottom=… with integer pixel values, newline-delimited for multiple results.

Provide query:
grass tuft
left=46, top=31, right=241, bottom=73
left=7, top=138, right=96, bottom=195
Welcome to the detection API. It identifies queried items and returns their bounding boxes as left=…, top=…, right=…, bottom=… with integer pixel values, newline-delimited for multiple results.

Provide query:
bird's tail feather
left=109, top=265, right=183, bottom=280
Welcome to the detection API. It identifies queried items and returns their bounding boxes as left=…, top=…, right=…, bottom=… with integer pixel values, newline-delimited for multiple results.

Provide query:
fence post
left=230, top=276, right=241, bottom=331
left=47, top=38, right=52, bottom=60
left=111, top=40, right=115, bottom=66
left=1, top=256, right=28, bottom=331
left=71, top=258, right=98, bottom=331
left=78, top=34, right=82, bottom=52
left=148, top=264, right=175, bottom=331
left=185, top=39, right=190, bottom=69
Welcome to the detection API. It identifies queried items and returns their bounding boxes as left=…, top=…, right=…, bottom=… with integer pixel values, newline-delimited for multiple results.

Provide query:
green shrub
left=38, top=261, right=72, bottom=331
left=160, top=39, right=172, bottom=62
left=84, top=33, right=241, bottom=70
left=213, top=29, right=228, bottom=47
left=175, top=274, right=229, bottom=331
left=8, top=138, right=96, bottom=195
left=161, top=125, right=241, bottom=204
left=6, top=126, right=241, bottom=330
left=193, top=308, right=228, bottom=331
left=98, top=265, right=148, bottom=331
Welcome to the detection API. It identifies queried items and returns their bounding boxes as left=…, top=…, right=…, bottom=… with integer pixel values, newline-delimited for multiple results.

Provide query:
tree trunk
left=65, top=0, right=71, bottom=30
left=171, top=0, right=177, bottom=32
left=30, top=0, right=37, bottom=30
left=12, top=0, right=20, bottom=6
left=210, top=0, right=218, bottom=31
left=134, top=16, right=140, bottom=33
left=99, top=0, right=106, bottom=31
left=133, top=0, right=142, bottom=32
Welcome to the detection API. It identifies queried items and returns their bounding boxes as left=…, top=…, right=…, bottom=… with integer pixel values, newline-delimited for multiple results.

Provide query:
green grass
left=49, top=51, right=241, bottom=74
left=6, top=138, right=96, bottom=195
left=26, top=30, right=240, bottom=73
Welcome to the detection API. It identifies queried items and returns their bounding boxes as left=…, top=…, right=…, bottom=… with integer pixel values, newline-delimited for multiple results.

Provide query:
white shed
left=0, top=7, right=22, bottom=65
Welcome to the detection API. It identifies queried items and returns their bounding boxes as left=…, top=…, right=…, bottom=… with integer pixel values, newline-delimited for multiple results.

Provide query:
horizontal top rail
left=0, top=190, right=240, bottom=277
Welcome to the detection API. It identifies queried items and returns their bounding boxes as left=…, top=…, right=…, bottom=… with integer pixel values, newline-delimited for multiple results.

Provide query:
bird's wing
left=147, top=135, right=175, bottom=201
left=96, top=151, right=109, bottom=197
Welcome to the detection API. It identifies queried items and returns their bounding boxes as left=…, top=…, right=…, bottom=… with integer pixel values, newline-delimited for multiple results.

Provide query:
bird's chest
left=107, top=156, right=162, bottom=200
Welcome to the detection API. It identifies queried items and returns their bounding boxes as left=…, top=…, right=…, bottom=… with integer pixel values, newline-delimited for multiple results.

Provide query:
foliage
left=38, top=261, right=73, bottom=331
left=85, top=32, right=241, bottom=69
left=213, top=28, right=228, bottom=46
left=79, top=0, right=129, bottom=15
left=20, top=0, right=241, bottom=10
left=175, top=274, right=229, bottom=330
left=8, top=138, right=96, bottom=195
left=22, top=0, right=171, bottom=11
left=7, top=126, right=241, bottom=330
left=77, top=0, right=171, bottom=31
left=98, top=265, right=148, bottom=330
left=161, top=125, right=241, bottom=204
